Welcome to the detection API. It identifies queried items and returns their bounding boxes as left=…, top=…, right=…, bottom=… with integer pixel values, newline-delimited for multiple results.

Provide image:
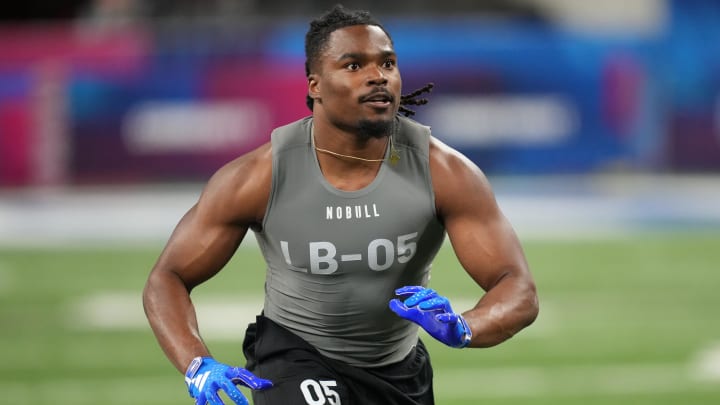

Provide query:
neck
left=313, top=134, right=400, bottom=167
left=312, top=125, right=385, bottom=159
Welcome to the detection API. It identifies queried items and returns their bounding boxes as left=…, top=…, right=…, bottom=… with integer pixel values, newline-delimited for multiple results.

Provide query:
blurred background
left=1, top=0, right=720, bottom=187
left=1, top=0, right=719, bottom=404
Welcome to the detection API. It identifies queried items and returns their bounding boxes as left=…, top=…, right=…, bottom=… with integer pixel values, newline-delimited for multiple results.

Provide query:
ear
left=308, top=74, right=321, bottom=103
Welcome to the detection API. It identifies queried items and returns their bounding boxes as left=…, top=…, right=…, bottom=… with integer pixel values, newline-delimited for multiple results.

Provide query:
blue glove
left=185, top=357, right=273, bottom=405
left=389, top=286, right=473, bottom=348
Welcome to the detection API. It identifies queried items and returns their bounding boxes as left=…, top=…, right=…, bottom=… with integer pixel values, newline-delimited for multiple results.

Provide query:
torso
left=253, top=116, right=446, bottom=367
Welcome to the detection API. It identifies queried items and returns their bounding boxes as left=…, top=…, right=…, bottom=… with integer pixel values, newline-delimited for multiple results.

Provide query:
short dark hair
left=304, top=4, right=392, bottom=111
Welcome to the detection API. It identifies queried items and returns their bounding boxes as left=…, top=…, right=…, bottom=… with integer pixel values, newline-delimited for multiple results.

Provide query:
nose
left=367, top=65, right=388, bottom=85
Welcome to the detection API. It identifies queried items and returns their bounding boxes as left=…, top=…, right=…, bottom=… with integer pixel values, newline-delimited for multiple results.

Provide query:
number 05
left=299, top=379, right=341, bottom=405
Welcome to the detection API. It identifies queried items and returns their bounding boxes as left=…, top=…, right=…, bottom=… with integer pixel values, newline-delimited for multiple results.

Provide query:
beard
left=356, top=118, right=394, bottom=140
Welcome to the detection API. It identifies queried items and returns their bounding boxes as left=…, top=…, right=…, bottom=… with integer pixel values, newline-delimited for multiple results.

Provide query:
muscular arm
left=142, top=144, right=272, bottom=373
left=430, top=138, right=538, bottom=347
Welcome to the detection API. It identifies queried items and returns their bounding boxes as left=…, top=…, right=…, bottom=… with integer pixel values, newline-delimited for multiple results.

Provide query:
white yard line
left=693, top=342, right=720, bottom=381
left=68, top=291, right=265, bottom=340
left=69, top=291, right=720, bottom=394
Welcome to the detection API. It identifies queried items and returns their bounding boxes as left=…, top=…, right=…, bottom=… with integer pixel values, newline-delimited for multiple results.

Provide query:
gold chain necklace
left=312, top=132, right=400, bottom=164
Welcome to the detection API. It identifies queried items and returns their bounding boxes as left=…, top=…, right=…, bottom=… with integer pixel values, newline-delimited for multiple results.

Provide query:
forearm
left=462, top=273, right=538, bottom=348
left=142, top=270, right=210, bottom=374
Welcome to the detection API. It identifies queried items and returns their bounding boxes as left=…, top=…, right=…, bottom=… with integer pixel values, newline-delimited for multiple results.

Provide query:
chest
left=261, top=166, right=441, bottom=275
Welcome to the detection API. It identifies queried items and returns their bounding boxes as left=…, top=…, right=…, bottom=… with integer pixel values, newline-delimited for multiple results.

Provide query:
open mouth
left=362, top=92, right=393, bottom=108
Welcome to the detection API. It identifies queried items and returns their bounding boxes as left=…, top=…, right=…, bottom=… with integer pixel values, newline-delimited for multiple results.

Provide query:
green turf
left=1, top=232, right=719, bottom=404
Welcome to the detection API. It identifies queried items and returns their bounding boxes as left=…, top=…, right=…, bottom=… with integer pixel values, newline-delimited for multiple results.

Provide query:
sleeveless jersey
left=253, top=115, right=446, bottom=367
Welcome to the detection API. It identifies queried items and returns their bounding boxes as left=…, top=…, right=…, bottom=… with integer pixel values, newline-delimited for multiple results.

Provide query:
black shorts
left=242, top=315, right=434, bottom=405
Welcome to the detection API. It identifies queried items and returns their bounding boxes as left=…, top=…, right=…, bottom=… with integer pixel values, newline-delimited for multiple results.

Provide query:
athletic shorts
left=242, top=315, right=434, bottom=405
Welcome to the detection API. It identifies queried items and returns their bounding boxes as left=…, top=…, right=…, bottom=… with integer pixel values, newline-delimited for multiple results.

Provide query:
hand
left=185, top=357, right=273, bottom=405
left=389, top=286, right=472, bottom=348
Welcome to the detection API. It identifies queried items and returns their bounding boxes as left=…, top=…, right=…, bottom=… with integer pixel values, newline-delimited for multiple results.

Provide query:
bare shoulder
left=197, top=142, right=273, bottom=227
left=429, top=136, right=496, bottom=218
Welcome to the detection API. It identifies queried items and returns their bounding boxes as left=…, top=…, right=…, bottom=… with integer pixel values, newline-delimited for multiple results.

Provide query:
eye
left=382, top=59, right=396, bottom=69
left=346, top=62, right=360, bottom=71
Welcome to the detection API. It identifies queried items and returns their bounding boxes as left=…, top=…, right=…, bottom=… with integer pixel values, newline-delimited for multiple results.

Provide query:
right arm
left=142, top=144, right=272, bottom=373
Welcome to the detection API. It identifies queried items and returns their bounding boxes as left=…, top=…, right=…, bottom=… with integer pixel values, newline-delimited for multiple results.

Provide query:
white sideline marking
left=3, top=175, right=720, bottom=246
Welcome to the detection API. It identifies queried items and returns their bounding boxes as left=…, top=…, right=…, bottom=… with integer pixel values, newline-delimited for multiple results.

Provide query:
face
left=308, top=24, right=402, bottom=138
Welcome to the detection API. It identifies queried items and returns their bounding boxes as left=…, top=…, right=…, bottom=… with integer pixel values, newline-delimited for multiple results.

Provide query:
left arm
left=430, top=137, right=539, bottom=347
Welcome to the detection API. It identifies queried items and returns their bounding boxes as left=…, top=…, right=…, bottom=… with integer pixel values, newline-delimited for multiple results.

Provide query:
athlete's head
left=305, top=4, right=433, bottom=138
left=304, top=5, right=391, bottom=108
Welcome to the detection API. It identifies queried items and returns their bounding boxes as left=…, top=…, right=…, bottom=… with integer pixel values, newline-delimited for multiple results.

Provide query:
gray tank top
left=254, top=115, right=446, bottom=367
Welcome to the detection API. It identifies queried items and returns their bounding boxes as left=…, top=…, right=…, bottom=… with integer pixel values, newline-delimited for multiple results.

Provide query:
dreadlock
left=399, top=82, right=434, bottom=117
left=305, top=4, right=433, bottom=117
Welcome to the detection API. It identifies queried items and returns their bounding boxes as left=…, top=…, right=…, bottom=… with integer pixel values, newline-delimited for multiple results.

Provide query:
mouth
left=361, top=91, right=394, bottom=108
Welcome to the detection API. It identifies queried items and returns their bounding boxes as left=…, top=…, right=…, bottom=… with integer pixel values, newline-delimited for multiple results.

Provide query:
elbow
left=142, top=272, right=160, bottom=319
left=141, top=269, right=183, bottom=318
left=521, top=281, right=540, bottom=328
left=142, top=267, right=194, bottom=314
